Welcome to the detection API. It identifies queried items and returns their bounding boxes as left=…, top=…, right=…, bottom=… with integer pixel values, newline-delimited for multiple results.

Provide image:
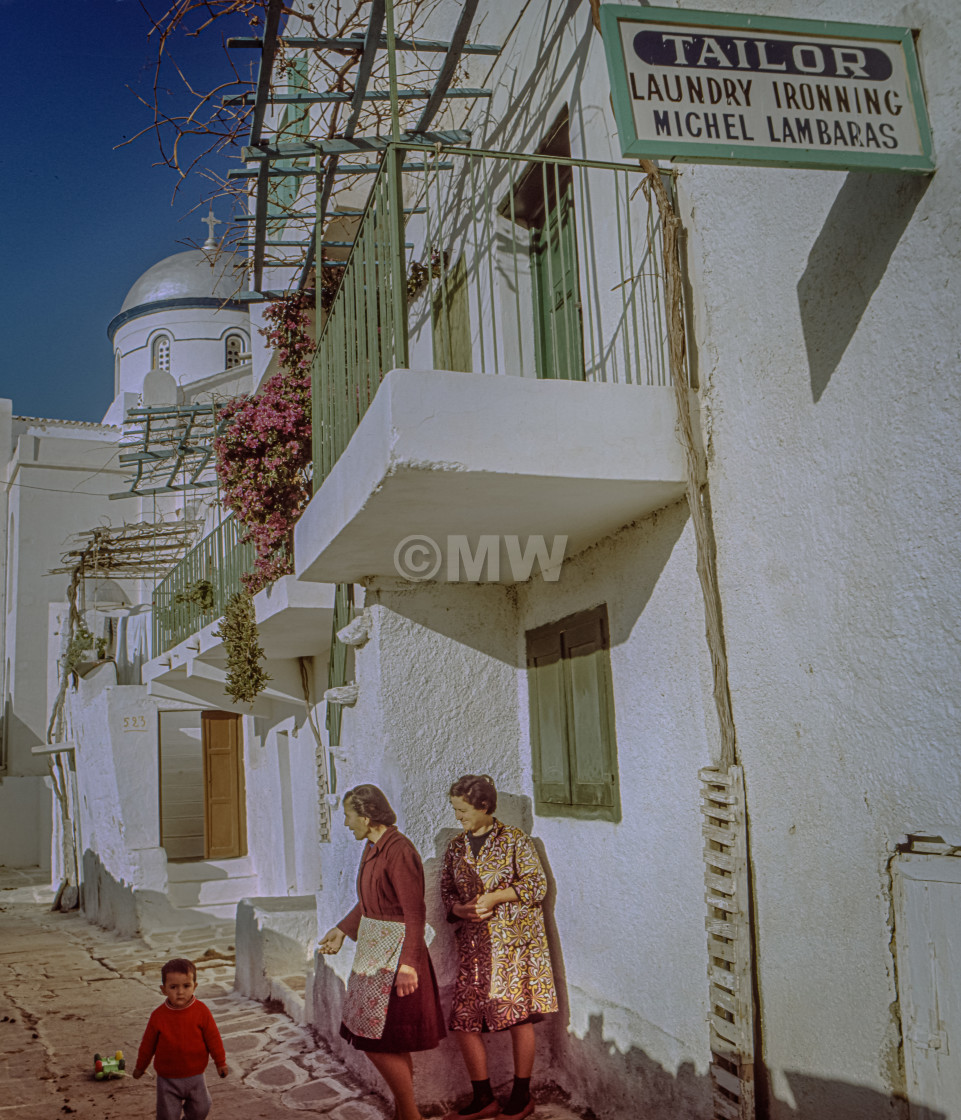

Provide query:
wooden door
left=158, top=711, right=205, bottom=860
left=201, top=711, right=246, bottom=860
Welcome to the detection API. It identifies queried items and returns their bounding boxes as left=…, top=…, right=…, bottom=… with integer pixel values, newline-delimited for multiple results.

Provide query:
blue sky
left=0, top=1, right=255, bottom=422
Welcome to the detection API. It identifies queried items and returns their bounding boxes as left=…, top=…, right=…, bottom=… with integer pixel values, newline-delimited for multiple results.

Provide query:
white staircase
left=166, top=856, right=260, bottom=921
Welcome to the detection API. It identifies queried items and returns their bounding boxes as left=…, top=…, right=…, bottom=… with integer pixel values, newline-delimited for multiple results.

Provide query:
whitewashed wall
left=67, top=667, right=169, bottom=935
left=0, top=427, right=135, bottom=868
left=665, top=2, right=961, bottom=1116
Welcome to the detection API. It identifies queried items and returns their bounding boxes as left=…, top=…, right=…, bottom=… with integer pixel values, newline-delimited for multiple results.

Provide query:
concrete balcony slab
left=294, top=369, right=690, bottom=584
left=252, top=576, right=336, bottom=659
left=142, top=578, right=336, bottom=711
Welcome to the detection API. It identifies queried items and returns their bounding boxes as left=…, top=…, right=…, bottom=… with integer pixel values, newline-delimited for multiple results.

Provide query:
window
left=526, top=605, right=619, bottom=820
left=225, top=334, right=246, bottom=369
left=151, top=334, right=171, bottom=372
left=114, top=349, right=121, bottom=394
left=505, top=110, right=585, bottom=381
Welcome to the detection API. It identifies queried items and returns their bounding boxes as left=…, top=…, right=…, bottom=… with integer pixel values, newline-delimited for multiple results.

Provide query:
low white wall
left=67, top=666, right=171, bottom=933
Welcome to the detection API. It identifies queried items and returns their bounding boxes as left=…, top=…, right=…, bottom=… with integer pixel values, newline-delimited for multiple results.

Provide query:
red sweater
left=136, top=999, right=226, bottom=1078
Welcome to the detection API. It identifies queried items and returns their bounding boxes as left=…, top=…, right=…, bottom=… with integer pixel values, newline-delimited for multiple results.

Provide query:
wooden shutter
left=531, top=186, right=585, bottom=383
left=563, top=608, right=617, bottom=808
left=527, top=629, right=571, bottom=805
left=432, top=257, right=472, bottom=372
left=202, top=711, right=246, bottom=860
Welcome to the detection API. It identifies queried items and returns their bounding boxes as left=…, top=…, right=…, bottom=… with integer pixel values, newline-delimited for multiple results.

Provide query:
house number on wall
left=122, top=715, right=149, bottom=732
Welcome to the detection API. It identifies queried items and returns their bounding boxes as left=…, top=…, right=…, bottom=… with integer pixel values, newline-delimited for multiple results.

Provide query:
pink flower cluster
left=214, top=292, right=316, bottom=595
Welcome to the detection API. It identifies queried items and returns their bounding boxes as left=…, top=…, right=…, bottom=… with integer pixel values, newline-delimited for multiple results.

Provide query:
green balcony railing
left=152, top=517, right=255, bottom=656
left=312, top=142, right=672, bottom=487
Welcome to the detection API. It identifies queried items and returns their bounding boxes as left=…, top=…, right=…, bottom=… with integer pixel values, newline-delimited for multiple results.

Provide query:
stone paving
left=0, top=868, right=585, bottom=1120
left=0, top=869, right=388, bottom=1120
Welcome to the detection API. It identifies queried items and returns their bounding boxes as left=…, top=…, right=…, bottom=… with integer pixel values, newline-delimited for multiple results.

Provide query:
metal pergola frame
left=222, top=0, right=499, bottom=295
left=110, top=403, right=227, bottom=500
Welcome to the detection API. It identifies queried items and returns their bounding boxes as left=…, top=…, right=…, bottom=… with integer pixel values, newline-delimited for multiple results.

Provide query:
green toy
left=93, top=1050, right=126, bottom=1080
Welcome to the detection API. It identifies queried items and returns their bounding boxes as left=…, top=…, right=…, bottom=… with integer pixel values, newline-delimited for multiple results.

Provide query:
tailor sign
left=600, top=5, right=934, bottom=172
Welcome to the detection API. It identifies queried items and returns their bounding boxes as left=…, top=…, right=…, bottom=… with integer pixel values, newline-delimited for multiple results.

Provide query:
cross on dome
left=202, top=206, right=222, bottom=248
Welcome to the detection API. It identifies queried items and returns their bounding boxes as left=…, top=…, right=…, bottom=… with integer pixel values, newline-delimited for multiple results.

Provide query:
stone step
left=166, top=856, right=256, bottom=883
left=186, top=901, right=245, bottom=921
left=168, top=875, right=260, bottom=908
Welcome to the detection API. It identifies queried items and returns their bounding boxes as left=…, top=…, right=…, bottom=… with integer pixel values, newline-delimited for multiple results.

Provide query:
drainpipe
left=588, top=7, right=765, bottom=1118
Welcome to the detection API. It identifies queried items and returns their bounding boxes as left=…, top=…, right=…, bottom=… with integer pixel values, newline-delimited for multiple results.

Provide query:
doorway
left=894, top=850, right=961, bottom=1119
left=504, top=109, right=585, bottom=382
left=158, top=710, right=246, bottom=861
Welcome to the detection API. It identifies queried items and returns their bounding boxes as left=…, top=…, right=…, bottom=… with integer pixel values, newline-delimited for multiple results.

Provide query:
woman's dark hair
left=344, top=784, right=397, bottom=826
left=449, top=774, right=497, bottom=814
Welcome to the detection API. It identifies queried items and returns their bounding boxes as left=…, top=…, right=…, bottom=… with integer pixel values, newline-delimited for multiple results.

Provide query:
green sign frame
left=600, top=4, right=934, bottom=173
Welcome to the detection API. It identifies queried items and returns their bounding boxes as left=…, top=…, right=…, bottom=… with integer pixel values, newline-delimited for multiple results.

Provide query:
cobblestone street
left=0, top=872, right=584, bottom=1120
left=0, top=871, right=389, bottom=1120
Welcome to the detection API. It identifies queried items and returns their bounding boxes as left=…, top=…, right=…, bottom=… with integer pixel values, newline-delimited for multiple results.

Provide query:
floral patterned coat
left=441, top=820, right=557, bottom=1032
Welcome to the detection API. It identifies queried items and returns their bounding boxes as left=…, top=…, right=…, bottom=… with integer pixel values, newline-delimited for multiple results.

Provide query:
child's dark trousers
left=156, top=1072, right=211, bottom=1120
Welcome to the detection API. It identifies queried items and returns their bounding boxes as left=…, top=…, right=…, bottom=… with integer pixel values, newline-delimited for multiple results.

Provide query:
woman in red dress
left=320, top=785, right=445, bottom=1120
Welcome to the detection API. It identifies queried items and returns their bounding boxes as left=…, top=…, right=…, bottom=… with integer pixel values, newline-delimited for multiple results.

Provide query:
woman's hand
left=132, top=1067, right=145, bottom=1080
left=318, top=927, right=346, bottom=954
left=395, top=964, right=419, bottom=997
left=452, top=898, right=489, bottom=922
left=476, top=888, right=519, bottom=917
left=475, top=892, right=498, bottom=917
left=217, top=1064, right=230, bottom=1079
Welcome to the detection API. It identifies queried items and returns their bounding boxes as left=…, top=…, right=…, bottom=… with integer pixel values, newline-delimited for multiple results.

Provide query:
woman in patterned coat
left=319, top=785, right=445, bottom=1120
left=441, top=775, right=557, bottom=1120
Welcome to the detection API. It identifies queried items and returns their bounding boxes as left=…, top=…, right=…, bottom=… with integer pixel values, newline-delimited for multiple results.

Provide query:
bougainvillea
left=214, top=290, right=315, bottom=595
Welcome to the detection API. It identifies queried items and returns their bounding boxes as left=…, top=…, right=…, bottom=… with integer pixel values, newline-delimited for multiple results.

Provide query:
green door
left=531, top=185, right=585, bottom=381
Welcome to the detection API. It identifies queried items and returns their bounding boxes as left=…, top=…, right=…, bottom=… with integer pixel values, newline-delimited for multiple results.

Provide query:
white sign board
left=601, top=5, right=934, bottom=172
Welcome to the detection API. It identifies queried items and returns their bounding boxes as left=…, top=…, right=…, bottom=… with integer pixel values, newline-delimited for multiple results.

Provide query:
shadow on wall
left=798, top=170, right=930, bottom=402
left=378, top=500, right=690, bottom=667
left=308, top=797, right=933, bottom=1120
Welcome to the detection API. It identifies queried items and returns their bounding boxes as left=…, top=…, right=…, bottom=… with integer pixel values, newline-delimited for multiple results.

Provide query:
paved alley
left=1, top=873, right=586, bottom=1120
left=0, top=871, right=387, bottom=1120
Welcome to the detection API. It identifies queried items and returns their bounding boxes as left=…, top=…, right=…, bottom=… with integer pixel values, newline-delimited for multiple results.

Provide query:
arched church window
left=225, top=334, right=246, bottom=369
left=151, top=334, right=171, bottom=372
left=114, top=349, right=121, bottom=395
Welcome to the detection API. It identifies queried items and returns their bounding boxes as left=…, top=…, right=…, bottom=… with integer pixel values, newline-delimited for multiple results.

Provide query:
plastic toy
left=92, top=1050, right=125, bottom=1080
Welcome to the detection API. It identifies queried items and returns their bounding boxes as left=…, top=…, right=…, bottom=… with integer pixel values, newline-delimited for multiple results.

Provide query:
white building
left=5, top=2, right=960, bottom=1119
left=0, top=235, right=328, bottom=936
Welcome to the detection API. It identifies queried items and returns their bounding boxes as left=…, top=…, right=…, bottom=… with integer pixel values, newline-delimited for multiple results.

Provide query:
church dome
left=108, top=247, right=248, bottom=344
left=120, top=249, right=243, bottom=311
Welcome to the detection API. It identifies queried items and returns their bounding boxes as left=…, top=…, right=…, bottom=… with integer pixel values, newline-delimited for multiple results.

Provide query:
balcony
left=144, top=576, right=336, bottom=713
left=147, top=515, right=335, bottom=711
left=296, top=144, right=692, bottom=584
left=152, top=517, right=254, bottom=656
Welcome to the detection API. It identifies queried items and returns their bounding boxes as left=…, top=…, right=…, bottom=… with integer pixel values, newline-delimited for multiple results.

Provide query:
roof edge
left=107, top=297, right=248, bottom=343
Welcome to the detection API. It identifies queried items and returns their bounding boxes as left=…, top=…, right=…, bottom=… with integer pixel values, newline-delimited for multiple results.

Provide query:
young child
left=133, top=957, right=229, bottom=1120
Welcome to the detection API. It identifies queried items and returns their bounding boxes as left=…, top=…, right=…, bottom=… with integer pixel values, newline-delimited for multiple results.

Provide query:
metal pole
left=384, top=0, right=409, bottom=367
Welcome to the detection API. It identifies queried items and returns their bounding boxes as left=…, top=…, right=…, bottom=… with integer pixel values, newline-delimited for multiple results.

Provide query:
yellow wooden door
left=201, top=711, right=246, bottom=860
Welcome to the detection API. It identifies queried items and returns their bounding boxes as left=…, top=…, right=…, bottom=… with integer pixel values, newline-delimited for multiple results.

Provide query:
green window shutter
left=527, top=628, right=571, bottom=805
left=531, top=185, right=585, bottom=382
left=562, top=609, right=617, bottom=808
left=432, top=257, right=472, bottom=372
left=526, top=605, right=619, bottom=818
left=326, top=583, right=354, bottom=749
